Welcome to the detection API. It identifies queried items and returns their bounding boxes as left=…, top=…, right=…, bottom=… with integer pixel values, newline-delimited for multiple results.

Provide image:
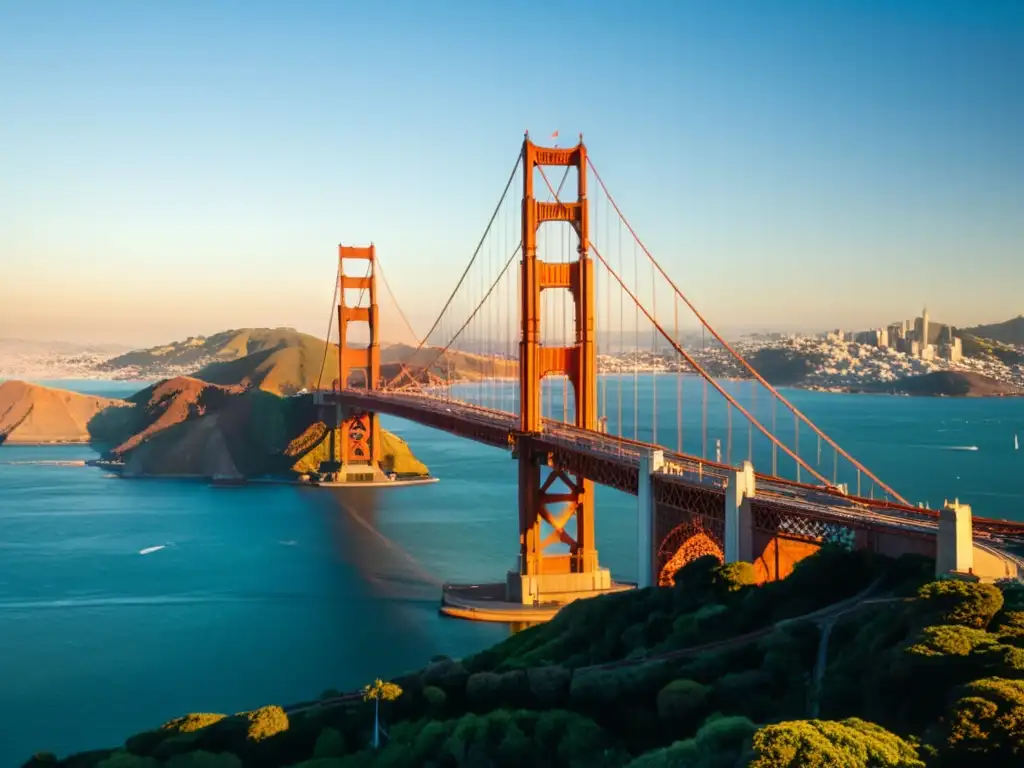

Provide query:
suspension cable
left=375, top=255, right=427, bottom=392
left=586, top=157, right=906, bottom=504
left=386, top=147, right=523, bottom=388
left=536, top=165, right=835, bottom=489
left=316, top=258, right=342, bottom=391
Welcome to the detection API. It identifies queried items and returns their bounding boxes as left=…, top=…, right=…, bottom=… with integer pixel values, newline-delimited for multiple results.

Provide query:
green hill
left=957, top=333, right=1024, bottom=365
left=97, top=328, right=321, bottom=376
left=195, top=334, right=337, bottom=396
left=960, top=315, right=1024, bottom=346
left=30, top=548, right=1024, bottom=767
left=96, top=328, right=519, bottom=395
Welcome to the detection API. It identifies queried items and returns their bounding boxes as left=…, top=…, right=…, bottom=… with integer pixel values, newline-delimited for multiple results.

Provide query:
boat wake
left=0, top=460, right=87, bottom=467
left=139, top=545, right=167, bottom=555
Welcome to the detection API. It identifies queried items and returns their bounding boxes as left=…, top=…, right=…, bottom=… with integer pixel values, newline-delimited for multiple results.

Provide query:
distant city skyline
left=2, top=1, right=1021, bottom=346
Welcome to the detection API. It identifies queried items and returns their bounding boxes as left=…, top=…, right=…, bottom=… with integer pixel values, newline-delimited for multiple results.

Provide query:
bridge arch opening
left=657, top=520, right=725, bottom=587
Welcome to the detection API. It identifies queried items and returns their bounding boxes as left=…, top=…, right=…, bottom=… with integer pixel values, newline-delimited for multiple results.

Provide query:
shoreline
left=0, top=440, right=99, bottom=447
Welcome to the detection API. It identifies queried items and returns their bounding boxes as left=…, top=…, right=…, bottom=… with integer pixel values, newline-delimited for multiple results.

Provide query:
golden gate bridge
left=313, top=134, right=1024, bottom=621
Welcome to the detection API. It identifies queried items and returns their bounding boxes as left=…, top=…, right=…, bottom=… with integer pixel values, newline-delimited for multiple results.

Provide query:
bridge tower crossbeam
left=508, top=135, right=612, bottom=603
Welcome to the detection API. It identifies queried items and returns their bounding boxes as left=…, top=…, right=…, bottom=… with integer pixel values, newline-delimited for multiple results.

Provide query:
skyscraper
left=921, top=305, right=930, bottom=346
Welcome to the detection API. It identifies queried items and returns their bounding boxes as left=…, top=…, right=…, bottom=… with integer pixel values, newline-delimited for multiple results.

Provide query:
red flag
left=550, top=131, right=559, bottom=140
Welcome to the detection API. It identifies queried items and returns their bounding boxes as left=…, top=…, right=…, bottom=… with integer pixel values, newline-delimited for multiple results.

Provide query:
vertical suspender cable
left=748, top=379, right=754, bottom=463
left=726, top=402, right=732, bottom=465
left=674, top=296, right=681, bottom=453
left=795, top=414, right=801, bottom=483
left=651, top=254, right=657, bottom=445
left=772, top=397, right=778, bottom=476
left=633, top=240, right=639, bottom=441
left=617, top=214, right=624, bottom=450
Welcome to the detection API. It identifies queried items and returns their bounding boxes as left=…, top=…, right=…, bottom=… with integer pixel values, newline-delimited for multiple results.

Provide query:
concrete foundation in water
left=440, top=580, right=634, bottom=623
left=308, top=475, right=439, bottom=489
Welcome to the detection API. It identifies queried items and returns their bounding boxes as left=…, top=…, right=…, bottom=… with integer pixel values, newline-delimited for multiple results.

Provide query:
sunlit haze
left=1, top=0, right=1021, bottom=347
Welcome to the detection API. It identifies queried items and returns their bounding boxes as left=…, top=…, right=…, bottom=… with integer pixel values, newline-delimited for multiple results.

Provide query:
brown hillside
left=110, top=377, right=246, bottom=455
left=857, top=371, right=1022, bottom=397
left=88, top=377, right=428, bottom=479
left=0, top=380, right=129, bottom=444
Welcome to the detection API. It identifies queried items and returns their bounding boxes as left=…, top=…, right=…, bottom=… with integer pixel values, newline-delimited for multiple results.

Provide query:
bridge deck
left=315, top=389, right=1024, bottom=543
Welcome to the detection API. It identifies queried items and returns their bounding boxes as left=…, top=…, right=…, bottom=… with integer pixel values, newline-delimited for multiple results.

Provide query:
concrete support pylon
left=724, top=461, right=756, bottom=564
left=637, top=449, right=665, bottom=588
left=937, top=498, right=973, bottom=577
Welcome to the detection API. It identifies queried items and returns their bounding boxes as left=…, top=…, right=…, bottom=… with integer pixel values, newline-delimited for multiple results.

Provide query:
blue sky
left=0, top=0, right=1021, bottom=345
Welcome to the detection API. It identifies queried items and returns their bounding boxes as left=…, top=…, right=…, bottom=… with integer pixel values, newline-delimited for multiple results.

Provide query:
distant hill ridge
left=959, top=315, right=1024, bottom=347
left=96, top=328, right=518, bottom=395
left=97, top=328, right=320, bottom=373
left=853, top=370, right=1022, bottom=398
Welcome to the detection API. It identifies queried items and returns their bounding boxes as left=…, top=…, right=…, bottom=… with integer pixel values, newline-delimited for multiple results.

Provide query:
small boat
left=1015, top=434, right=1019, bottom=451
left=139, top=545, right=165, bottom=555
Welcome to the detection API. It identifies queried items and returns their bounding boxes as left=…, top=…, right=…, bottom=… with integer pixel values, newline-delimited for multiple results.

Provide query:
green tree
left=749, top=718, right=923, bottom=767
left=239, top=705, right=289, bottom=742
left=915, top=580, right=1004, bottom=629
left=711, top=561, right=758, bottom=594
left=312, top=727, right=346, bottom=759
left=929, top=677, right=1024, bottom=765
left=656, top=679, right=710, bottom=730
left=96, top=754, right=158, bottom=768
left=164, top=752, right=242, bottom=768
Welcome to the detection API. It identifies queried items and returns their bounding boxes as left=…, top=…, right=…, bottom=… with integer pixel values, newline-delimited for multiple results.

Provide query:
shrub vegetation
left=29, top=548, right=1024, bottom=767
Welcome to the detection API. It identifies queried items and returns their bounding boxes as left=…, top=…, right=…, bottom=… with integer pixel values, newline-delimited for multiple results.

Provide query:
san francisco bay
left=2, top=377, right=1023, bottom=763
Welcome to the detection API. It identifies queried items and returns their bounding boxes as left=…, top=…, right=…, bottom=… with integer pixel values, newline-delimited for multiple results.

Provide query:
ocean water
left=1, top=377, right=1023, bottom=763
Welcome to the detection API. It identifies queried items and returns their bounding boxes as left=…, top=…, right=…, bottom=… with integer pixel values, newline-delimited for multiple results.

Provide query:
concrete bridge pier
left=637, top=449, right=665, bottom=588
left=724, top=461, right=756, bottom=564
left=937, top=498, right=973, bottom=578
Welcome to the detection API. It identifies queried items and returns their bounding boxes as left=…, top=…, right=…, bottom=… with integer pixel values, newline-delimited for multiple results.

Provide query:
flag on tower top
left=550, top=130, right=559, bottom=139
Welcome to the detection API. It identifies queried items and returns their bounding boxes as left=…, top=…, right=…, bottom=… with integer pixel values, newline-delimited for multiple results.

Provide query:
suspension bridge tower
left=507, top=135, right=614, bottom=604
left=319, top=243, right=385, bottom=483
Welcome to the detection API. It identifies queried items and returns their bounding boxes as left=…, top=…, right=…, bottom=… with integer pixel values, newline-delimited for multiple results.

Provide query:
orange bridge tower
left=507, top=135, right=613, bottom=603
left=322, top=243, right=384, bottom=483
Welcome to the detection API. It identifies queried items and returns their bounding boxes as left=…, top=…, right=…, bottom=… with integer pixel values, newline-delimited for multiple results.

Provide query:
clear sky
left=1, top=0, right=1021, bottom=346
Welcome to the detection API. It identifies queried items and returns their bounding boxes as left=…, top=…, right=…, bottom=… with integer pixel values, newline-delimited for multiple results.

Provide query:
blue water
left=1, top=377, right=1023, bottom=763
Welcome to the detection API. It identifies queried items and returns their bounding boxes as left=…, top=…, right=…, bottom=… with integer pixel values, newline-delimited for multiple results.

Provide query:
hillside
left=381, top=342, right=518, bottom=384
left=0, top=380, right=130, bottom=444
left=90, top=377, right=428, bottom=479
left=93, top=328, right=519, bottom=394
left=855, top=370, right=1023, bottom=397
left=95, top=328, right=327, bottom=381
left=194, top=335, right=337, bottom=396
left=960, top=315, right=1024, bottom=346
left=958, top=333, right=1024, bottom=365
left=30, top=549, right=1024, bottom=766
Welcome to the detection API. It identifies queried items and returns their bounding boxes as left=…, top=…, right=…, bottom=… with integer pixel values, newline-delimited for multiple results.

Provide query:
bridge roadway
left=321, top=388, right=1024, bottom=550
